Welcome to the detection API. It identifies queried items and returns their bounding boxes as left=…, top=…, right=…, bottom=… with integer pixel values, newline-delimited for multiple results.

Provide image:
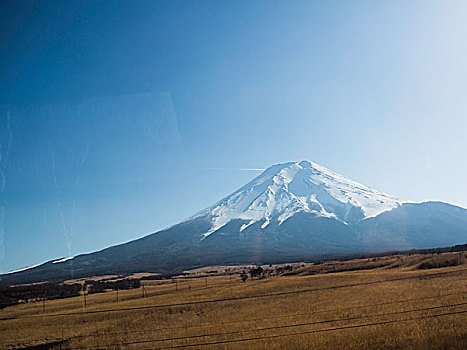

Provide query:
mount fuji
left=193, top=160, right=407, bottom=236
left=2, top=161, right=467, bottom=284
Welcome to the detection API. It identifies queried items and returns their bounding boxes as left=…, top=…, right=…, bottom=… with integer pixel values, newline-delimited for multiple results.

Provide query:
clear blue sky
left=1, top=0, right=466, bottom=273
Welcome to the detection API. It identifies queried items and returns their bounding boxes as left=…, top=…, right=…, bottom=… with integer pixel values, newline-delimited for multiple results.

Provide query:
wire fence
left=2, top=267, right=465, bottom=321
left=1, top=268, right=465, bottom=349
left=154, top=309, right=467, bottom=350
left=8, top=290, right=466, bottom=344
left=61, top=301, right=467, bottom=349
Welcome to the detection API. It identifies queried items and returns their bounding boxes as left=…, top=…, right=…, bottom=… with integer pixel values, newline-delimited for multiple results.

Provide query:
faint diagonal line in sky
left=0, top=110, right=12, bottom=267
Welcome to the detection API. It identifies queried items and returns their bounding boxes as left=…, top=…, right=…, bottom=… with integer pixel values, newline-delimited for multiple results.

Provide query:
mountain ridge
left=2, top=160, right=466, bottom=284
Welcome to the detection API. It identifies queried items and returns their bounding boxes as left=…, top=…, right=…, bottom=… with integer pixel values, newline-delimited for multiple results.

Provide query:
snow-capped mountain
left=2, top=161, right=466, bottom=285
left=194, top=160, right=408, bottom=238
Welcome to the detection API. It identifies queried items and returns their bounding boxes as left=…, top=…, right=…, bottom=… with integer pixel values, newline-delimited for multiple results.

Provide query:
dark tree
left=249, top=266, right=263, bottom=279
left=240, top=271, right=248, bottom=282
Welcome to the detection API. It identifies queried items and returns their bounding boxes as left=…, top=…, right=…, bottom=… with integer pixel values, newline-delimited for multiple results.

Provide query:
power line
left=2, top=268, right=465, bottom=321
left=61, top=291, right=467, bottom=342
left=62, top=302, right=467, bottom=349
left=5, top=290, right=464, bottom=346
left=155, top=309, right=467, bottom=350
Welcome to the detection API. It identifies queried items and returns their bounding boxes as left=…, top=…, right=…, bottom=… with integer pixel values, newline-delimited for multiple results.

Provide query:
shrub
left=249, top=266, right=263, bottom=278
left=240, top=271, right=248, bottom=282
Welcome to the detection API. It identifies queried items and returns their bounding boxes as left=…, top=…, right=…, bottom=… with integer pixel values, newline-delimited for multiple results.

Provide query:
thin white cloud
left=193, top=167, right=265, bottom=172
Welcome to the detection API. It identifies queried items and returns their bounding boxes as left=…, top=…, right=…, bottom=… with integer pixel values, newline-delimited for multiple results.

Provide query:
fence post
left=82, top=283, right=86, bottom=307
left=42, top=285, right=46, bottom=314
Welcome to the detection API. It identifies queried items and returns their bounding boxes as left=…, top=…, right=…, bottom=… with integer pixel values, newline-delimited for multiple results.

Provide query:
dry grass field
left=1, top=251, right=466, bottom=350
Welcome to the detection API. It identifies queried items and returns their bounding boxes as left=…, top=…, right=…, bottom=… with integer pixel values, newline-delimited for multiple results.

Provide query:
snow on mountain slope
left=5, top=263, right=43, bottom=275
left=194, top=161, right=409, bottom=238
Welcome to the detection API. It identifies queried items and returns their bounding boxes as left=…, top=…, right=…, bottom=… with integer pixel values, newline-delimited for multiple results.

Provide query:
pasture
left=1, top=252, right=466, bottom=349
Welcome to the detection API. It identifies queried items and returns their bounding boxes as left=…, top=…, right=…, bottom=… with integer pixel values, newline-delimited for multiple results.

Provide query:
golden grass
left=1, top=253, right=466, bottom=349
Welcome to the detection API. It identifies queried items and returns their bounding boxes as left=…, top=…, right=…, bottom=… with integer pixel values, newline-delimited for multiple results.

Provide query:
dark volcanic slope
left=356, top=201, right=467, bottom=251
left=2, top=201, right=467, bottom=285
left=3, top=161, right=467, bottom=285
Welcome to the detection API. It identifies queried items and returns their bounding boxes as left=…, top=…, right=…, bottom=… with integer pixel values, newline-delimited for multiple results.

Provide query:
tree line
left=0, top=282, right=82, bottom=309
left=85, top=278, right=141, bottom=294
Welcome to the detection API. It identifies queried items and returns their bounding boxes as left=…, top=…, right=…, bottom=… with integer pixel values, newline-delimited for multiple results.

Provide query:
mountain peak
left=195, top=161, right=407, bottom=238
left=298, top=160, right=314, bottom=168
